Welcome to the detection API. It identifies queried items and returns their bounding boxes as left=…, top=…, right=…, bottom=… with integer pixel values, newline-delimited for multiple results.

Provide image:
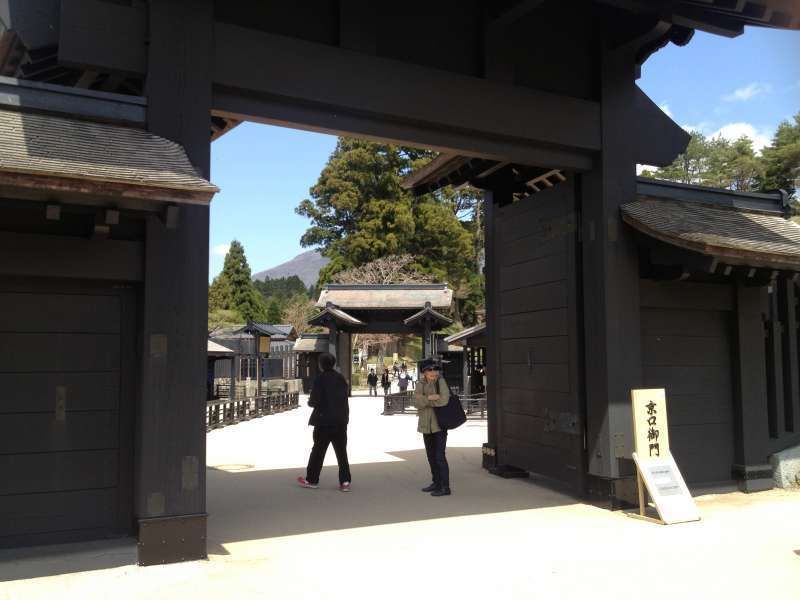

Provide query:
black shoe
left=431, top=487, right=451, bottom=497
left=421, top=483, right=438, bottom=492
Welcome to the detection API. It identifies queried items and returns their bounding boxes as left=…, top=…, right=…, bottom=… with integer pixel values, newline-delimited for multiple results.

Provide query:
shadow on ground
left=206, top=446, right=579, bottom=553
left=0, top=538, right=136, bottom=583
left=0, top=446, right=580, bottom=582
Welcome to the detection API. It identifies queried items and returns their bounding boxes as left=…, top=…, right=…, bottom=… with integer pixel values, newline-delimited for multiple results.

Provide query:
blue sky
left=209, top=26, right=800, bottom=280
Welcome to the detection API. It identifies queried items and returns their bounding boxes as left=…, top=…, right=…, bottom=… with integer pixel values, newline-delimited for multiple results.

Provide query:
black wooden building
left=406, top=163, right=800, bottom=496
left=0, top=0, right=797, bottom=566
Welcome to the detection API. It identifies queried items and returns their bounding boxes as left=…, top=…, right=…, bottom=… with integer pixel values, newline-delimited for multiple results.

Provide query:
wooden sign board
left=259, top=336, right=270, bottom=354
left=630, top=389, right=700, bottom=525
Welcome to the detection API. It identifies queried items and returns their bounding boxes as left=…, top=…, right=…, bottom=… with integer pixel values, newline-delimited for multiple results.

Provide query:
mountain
left=253, top=250, right=329, bottom=288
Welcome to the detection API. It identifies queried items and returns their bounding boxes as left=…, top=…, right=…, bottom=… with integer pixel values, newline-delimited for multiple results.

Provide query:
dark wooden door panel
left=0, top=283, right=135, bottom=544
left=499, top=387, right=572, bottom=418
left=0, top=292, right=120, bottom=333
left=500, top=308, right=568, bottom=339
left=640, top=293, right=735, bottom=485
left=0, top=372, right=120, bottom=413
left=500, top=337, right=569, bottom=365
left=0, top=333, right=120, bottom=372
left=0, top=450, right=118, bottom=495
left=499, top=253, right=568, bottom=291
left=0, top=411, right=119, bottom=454
left=0, top=489, right=117, bottom=537
left=502, top=363, right=571, bottom=393
left=500, top=280, right=567, bottom=315
left=493, top=179, right=585, bottom=491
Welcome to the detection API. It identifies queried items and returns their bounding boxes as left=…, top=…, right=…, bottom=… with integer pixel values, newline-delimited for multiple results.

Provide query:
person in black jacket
left=367, top=368, right=378, bottom=396
left=297, top=353, right=352, bottom=492
left=381, top=369, right=391, bottom=395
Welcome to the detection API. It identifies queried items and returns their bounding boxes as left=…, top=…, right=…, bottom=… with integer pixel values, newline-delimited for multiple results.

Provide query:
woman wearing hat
left=413, top=359, right=451, bottom=496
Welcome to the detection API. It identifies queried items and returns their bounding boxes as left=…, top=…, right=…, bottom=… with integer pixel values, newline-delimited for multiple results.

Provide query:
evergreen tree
left=296, top=137, right=481, bottom=324
left=208, top=240, right=267, bottom=322
left=759, top=112, right=800, bottom=201
left=265, top=299, right=283, bottom=323
left=641, top=118, right=798, bottom=198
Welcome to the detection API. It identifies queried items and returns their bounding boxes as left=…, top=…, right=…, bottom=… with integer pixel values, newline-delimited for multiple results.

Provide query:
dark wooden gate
left=640, top=280, right=736, bottom=485
left=492, top=180, right=586, bottom=492
left=0, top=279, right=136, bottom=548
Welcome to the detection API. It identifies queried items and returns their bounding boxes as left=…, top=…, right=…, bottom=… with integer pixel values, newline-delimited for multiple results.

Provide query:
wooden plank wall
left=494, top=179, right=585, bottom=491
left=0, top=281, right=135, bottom=547
left=763, top=279, right=800, bottom=453
left=640, top=280, right=736, bottom=484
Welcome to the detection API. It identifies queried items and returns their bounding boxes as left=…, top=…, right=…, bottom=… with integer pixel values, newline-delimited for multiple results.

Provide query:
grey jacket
left=412, top=375, right=450, bottom=434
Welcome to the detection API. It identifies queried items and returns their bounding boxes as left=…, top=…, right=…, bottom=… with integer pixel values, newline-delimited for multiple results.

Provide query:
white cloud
left=212, top=243, right=230, bottom=257
left=709, top=122, right=772, bottom=152
left=680, top=121, right=713, bottom=135
left=658, top=103, right=673, bottom=118
left=636, top=164, right=659, bottom=175
left=722, top=82, right=772, bottom=102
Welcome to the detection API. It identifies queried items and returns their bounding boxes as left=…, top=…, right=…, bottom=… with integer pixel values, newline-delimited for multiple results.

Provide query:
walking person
left=367, top=368, right=378, bottom=396
left=297, top=353, right=352, bottom=492
left=398, top=368, right=413, bottom=393
left=381, top=368, right=391, bottom=395
left=413, top=359, right=451, bottom=496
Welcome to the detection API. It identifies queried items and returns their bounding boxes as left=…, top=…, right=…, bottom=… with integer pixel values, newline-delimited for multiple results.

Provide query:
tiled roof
left=622, top=197, right=800, bottom=270
left=444, top=322, right=486, bottom=346
left=404, top=305, right=453, bottom=327
left=316, top=284, right=452, bottom=309
left=0, top=109, right=218, bottom=202
left=294, top=336, right=330, bottom=353
left=309, top=306, right=365, bottom=327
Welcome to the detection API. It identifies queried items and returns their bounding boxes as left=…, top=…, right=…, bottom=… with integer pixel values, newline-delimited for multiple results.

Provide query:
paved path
left=1, top=394, right=798, bottom=599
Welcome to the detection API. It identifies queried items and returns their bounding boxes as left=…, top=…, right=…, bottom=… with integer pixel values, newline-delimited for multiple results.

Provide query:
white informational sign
left=632, top=452, right=700, bottom=524
left=630, top=388, right=700, bottom=525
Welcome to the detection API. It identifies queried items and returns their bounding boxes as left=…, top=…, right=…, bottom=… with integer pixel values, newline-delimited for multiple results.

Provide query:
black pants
left=306, top=425, right=351, bottom=485
left=423, top=430, right=449, bottom=489
left=368, top=385, right=377, bottom=396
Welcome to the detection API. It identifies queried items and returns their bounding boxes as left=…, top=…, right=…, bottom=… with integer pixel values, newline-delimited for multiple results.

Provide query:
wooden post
left=137, top=0, right=212, bottom=566
left=732, top=282, right=774, bottom=491
left=580, top=43, right=643, bottom=481
left=423, top=317, right=432, bottom=358
left=328, top=322, right=338, bottom=365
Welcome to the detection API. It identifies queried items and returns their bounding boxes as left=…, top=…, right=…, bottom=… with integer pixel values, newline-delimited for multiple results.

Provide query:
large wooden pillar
left=732, top=283, right=774, bottom=491
left=580, top=43, right=642, bottom=483
left=483, top=188, right=511, bottom=451
left=337, top=331, right=352, bottom=390
left=137, top=0, right=213, bottom=566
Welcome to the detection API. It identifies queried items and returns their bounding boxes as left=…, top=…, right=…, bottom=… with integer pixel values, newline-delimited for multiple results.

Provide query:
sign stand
left=627, top=389, right=701, bottom=525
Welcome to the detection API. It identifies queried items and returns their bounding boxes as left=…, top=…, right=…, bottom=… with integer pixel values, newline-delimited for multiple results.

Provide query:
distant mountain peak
left=253, top=250, right=329, bottom=288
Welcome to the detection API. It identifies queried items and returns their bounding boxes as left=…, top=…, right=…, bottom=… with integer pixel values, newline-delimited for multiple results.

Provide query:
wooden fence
left=206, top=391, right=299, bottom=431
left=382, top=391, right=487, bottom=419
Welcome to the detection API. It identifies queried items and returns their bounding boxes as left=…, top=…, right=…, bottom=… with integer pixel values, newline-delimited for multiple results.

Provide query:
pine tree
left=759, top=112, right=800, bottom=200
left=296, top=137, right=481, bottom=324
left=265, top=299, right=283, bottom=323
left=208, top=240, right=267, bottom=322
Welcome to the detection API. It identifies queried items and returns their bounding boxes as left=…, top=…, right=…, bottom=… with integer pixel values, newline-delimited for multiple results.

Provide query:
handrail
left=206, top=390, right=300, bottom=431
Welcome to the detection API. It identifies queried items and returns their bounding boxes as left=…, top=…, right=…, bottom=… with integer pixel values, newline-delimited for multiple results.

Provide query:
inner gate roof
left=315, top=284, right=453, bottom=309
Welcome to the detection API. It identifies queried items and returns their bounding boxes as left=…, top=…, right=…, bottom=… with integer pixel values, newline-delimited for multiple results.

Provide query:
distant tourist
left=393, top=361, right=400, bottom=379
left=413, top=359, right=451, bottom=496
left=297, top=353, right=352, bottom=492
left=473, top=364, right=486, bottom=394
left=398, top=369, right=413, bottom=393
left=381, top=368, right=391, bottom=395
left=367, top=368, right=378, bottom=396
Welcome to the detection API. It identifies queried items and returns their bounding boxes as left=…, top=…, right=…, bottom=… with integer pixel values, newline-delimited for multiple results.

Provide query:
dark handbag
left=434, top=382, right=467, bottom=430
